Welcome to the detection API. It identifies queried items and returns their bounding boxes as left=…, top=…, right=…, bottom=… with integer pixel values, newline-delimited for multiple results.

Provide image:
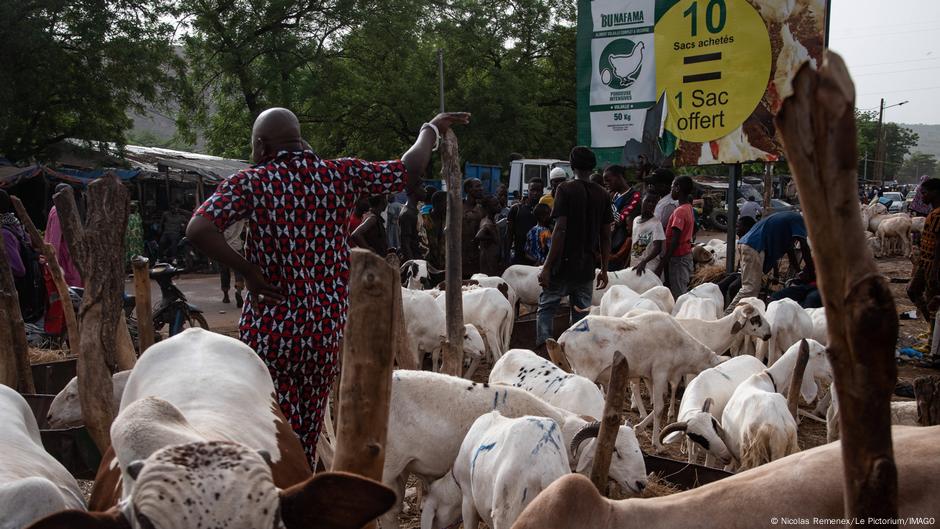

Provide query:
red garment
left=666, top=203, right=695, bottom=257
left=195, top=150, right=407, bottom=464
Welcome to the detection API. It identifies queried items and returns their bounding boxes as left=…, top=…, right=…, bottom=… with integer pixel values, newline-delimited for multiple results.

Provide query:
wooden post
left=776, top=51, right=899, bottom=526
left=786, top=339, right=810, bottom=422
left=914, top=376, right=940, bottom=426
left=590, top=351, right=629, bottom=495
left=132, top=256, right=155, bottom=353
left=441, top=129, right=464, bottom=376
left=332, top=250, right=398, bottom=489
left=385, top=254, right=417, bottom=371
left=54, top=176, right=131, bottom=453
left=0, top=230, right=34, bottom=393
left=763, top=163, right=773, bottom=210
left=12, top=196, right=81, bottom=357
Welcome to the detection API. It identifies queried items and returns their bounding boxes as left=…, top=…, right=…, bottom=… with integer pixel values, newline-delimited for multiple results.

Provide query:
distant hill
left=901, top=123, right=940, bottom=159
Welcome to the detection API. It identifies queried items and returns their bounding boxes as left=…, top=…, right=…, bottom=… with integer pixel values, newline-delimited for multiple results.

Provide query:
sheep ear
left=731, top=319, right=745, bottom=334
left=126, top=460, right=145, bottom=480
left=800, top=373, right=819, bottom=404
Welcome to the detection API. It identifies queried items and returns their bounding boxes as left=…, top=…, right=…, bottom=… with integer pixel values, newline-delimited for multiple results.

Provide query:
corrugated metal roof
left=122, top=145, right=248, bottom=183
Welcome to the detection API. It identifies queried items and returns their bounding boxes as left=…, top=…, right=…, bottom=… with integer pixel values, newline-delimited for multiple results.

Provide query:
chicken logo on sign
left=599, top=39, right=646, bottom=90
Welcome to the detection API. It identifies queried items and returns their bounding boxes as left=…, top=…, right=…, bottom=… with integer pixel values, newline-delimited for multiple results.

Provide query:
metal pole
left=875, top=98, right=885, bottom=183
left=726, top=164, right=740, bottom=275
left=864, top=150, right=868, bottom=181
left=438, top=49, right=445, bottom=113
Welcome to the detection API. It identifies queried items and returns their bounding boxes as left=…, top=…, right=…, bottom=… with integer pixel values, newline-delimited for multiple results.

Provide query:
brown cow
left=511, top=426, right=940, bottom=529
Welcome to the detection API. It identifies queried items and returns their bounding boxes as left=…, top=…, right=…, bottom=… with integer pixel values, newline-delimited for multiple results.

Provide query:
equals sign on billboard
left=682, top=52, right=721, bottom=83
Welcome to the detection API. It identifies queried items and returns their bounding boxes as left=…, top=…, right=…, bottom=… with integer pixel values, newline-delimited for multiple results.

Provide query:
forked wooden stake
left=332, top=250, right=398, bottom=486
left=0, top=220, right=33, bottom=393
left=12, top=196, right=80, bottom=358
left=131, top=256, right=154, bottom=353
left=590, top=351, right=629, bottom=494
left=54, top=176, right=131, bottom=452
left=776, top=51, right=899, bottom=526
left=441, top=129, right=465, bottom=377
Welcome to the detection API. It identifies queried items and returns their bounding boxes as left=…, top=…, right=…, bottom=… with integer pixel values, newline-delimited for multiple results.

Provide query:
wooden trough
left=23, top=393, right=102, bottom=480
left=30, top=359, right=77, bottom=395
left=643, top=454, right=734, bottom=490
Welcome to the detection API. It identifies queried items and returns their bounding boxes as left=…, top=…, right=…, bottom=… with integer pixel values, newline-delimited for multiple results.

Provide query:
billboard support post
left=726, top=164, right=740, bottom=275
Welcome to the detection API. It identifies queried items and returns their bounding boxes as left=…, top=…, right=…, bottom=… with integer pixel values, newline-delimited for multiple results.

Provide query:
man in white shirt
left=630, top=193, right=666, bottom=274
left=647, top=168, right=678, bottom=230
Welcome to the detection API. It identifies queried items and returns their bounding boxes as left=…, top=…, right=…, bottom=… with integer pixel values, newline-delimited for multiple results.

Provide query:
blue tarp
left=0, top=165, right=43, bottom=188
left=53, top=168, right=141, bottom=183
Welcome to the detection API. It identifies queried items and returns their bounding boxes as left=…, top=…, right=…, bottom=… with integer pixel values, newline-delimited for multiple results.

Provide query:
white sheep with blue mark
left=381, top=370, right=647, bottom=529
left=489, top=349, right=605, bottom=419
left=421, top=411, right=570, bottom=529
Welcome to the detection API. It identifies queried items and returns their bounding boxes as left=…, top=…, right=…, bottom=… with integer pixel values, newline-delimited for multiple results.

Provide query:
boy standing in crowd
left=656, top=176, right=695, bottom=298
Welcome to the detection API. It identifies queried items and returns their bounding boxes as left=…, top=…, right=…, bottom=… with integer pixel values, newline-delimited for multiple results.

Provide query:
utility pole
left=863, top=150, right=868, bottom=181
left=438, top=49, right=445, bottom=113
left=874, top=98, right=885, bottom=184
left=872, top=99, right=909, bottom=184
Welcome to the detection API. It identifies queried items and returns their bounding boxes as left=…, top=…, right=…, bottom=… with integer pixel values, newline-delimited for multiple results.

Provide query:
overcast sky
left=829, top=0, right=940, bottom=124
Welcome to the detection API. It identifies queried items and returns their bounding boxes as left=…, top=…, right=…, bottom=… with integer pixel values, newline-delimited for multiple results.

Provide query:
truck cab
left=507, top=159, right=573, bottom=200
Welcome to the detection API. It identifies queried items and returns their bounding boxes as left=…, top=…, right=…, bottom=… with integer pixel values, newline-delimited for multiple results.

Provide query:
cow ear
left=280, top=471, right=396, bottom=529
left=26, top=509, right=130, bottom=529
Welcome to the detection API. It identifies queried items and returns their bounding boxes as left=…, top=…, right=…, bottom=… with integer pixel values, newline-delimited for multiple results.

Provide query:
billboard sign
left=577, top=0, right=828, bottom=166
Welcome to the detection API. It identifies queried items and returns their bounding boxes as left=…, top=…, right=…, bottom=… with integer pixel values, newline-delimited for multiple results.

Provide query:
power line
left=852, top=65, right=940, bottom=77
left=859, top=85, right=940, bottom=96
left=832, top=27, right=940, bottom=39
left=850, top=56, right=940, bottom=69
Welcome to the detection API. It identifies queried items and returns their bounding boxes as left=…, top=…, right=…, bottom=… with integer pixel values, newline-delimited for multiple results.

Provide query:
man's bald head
left=251, top=108, right=305, bottom=163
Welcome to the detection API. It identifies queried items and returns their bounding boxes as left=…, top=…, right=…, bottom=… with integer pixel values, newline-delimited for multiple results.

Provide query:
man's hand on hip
left=245, top=266, right=285, bottom=306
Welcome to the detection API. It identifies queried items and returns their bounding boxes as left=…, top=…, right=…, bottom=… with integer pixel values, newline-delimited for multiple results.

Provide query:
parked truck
left=507, top=159, right=573, bottom=200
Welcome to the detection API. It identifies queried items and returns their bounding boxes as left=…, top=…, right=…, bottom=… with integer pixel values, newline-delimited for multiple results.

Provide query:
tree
left=0, top=0, right=184, bottom=163
left=178, top=0, right=578, bottom=166
left=900, top=152, right=937, bottom=182
left=855, top=110, right=919, bottom=181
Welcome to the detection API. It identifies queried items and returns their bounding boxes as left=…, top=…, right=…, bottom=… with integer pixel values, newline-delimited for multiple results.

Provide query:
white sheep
left=402, top=287, right=486, bottom=377
left=402, top=259, right=441, bottom=289
left=876, top=215, right=912, bottom=257
left=722, top=339, right=832, bottom=470
left=470, top=273, right=519, bottom=311
left=435, top=287, right=514, bottom=362
left=501, top=264, right=542, bottom=307
left=489, top=349, right=605, bottom=419
left=421, top=412, right=570, bottom=529
left=592, top=268, right=663, bottom=304
left=660, top=355, right=766, bottom=467
left=552, top=312, right=726, bottom=451
left=673, top=282, right=724, bottom=320
left=826, top=384, right=922, bottom=443
left=46, top=370, right=131, bottom=429
left=380, top=370, right=647, bottom=529
left=758, top=298, right=813, bottom=365
left=677, top=302, right=772, bottom=358
left=804, top=307, right=828, bottom=345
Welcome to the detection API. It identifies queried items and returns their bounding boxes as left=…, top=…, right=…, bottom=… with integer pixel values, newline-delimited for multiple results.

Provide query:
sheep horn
left=713, top=420, right=739, bottom=464
left=426, top=263, right=443, bottom=275
left=569, top=421, right=601, bottom=457
left=658, top=421, right=688, bottom=444
left=400, top=260, right=414, bottom=272
left=701, top=397, right=714, bottom=414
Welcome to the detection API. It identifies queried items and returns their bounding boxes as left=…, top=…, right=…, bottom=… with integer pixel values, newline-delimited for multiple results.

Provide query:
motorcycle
left=149, top=263, right=209, bottom=337
left=67, top=262, right=208, bottom=344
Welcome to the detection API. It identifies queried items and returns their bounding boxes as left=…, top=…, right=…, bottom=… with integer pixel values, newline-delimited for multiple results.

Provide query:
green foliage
left=856, top=110, right=919, bottom=181
left=177, top=0, right=577, bottom=167
left=0, top=0, right=184, bottom=162
left=901, top=152, right=937, bottom=181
